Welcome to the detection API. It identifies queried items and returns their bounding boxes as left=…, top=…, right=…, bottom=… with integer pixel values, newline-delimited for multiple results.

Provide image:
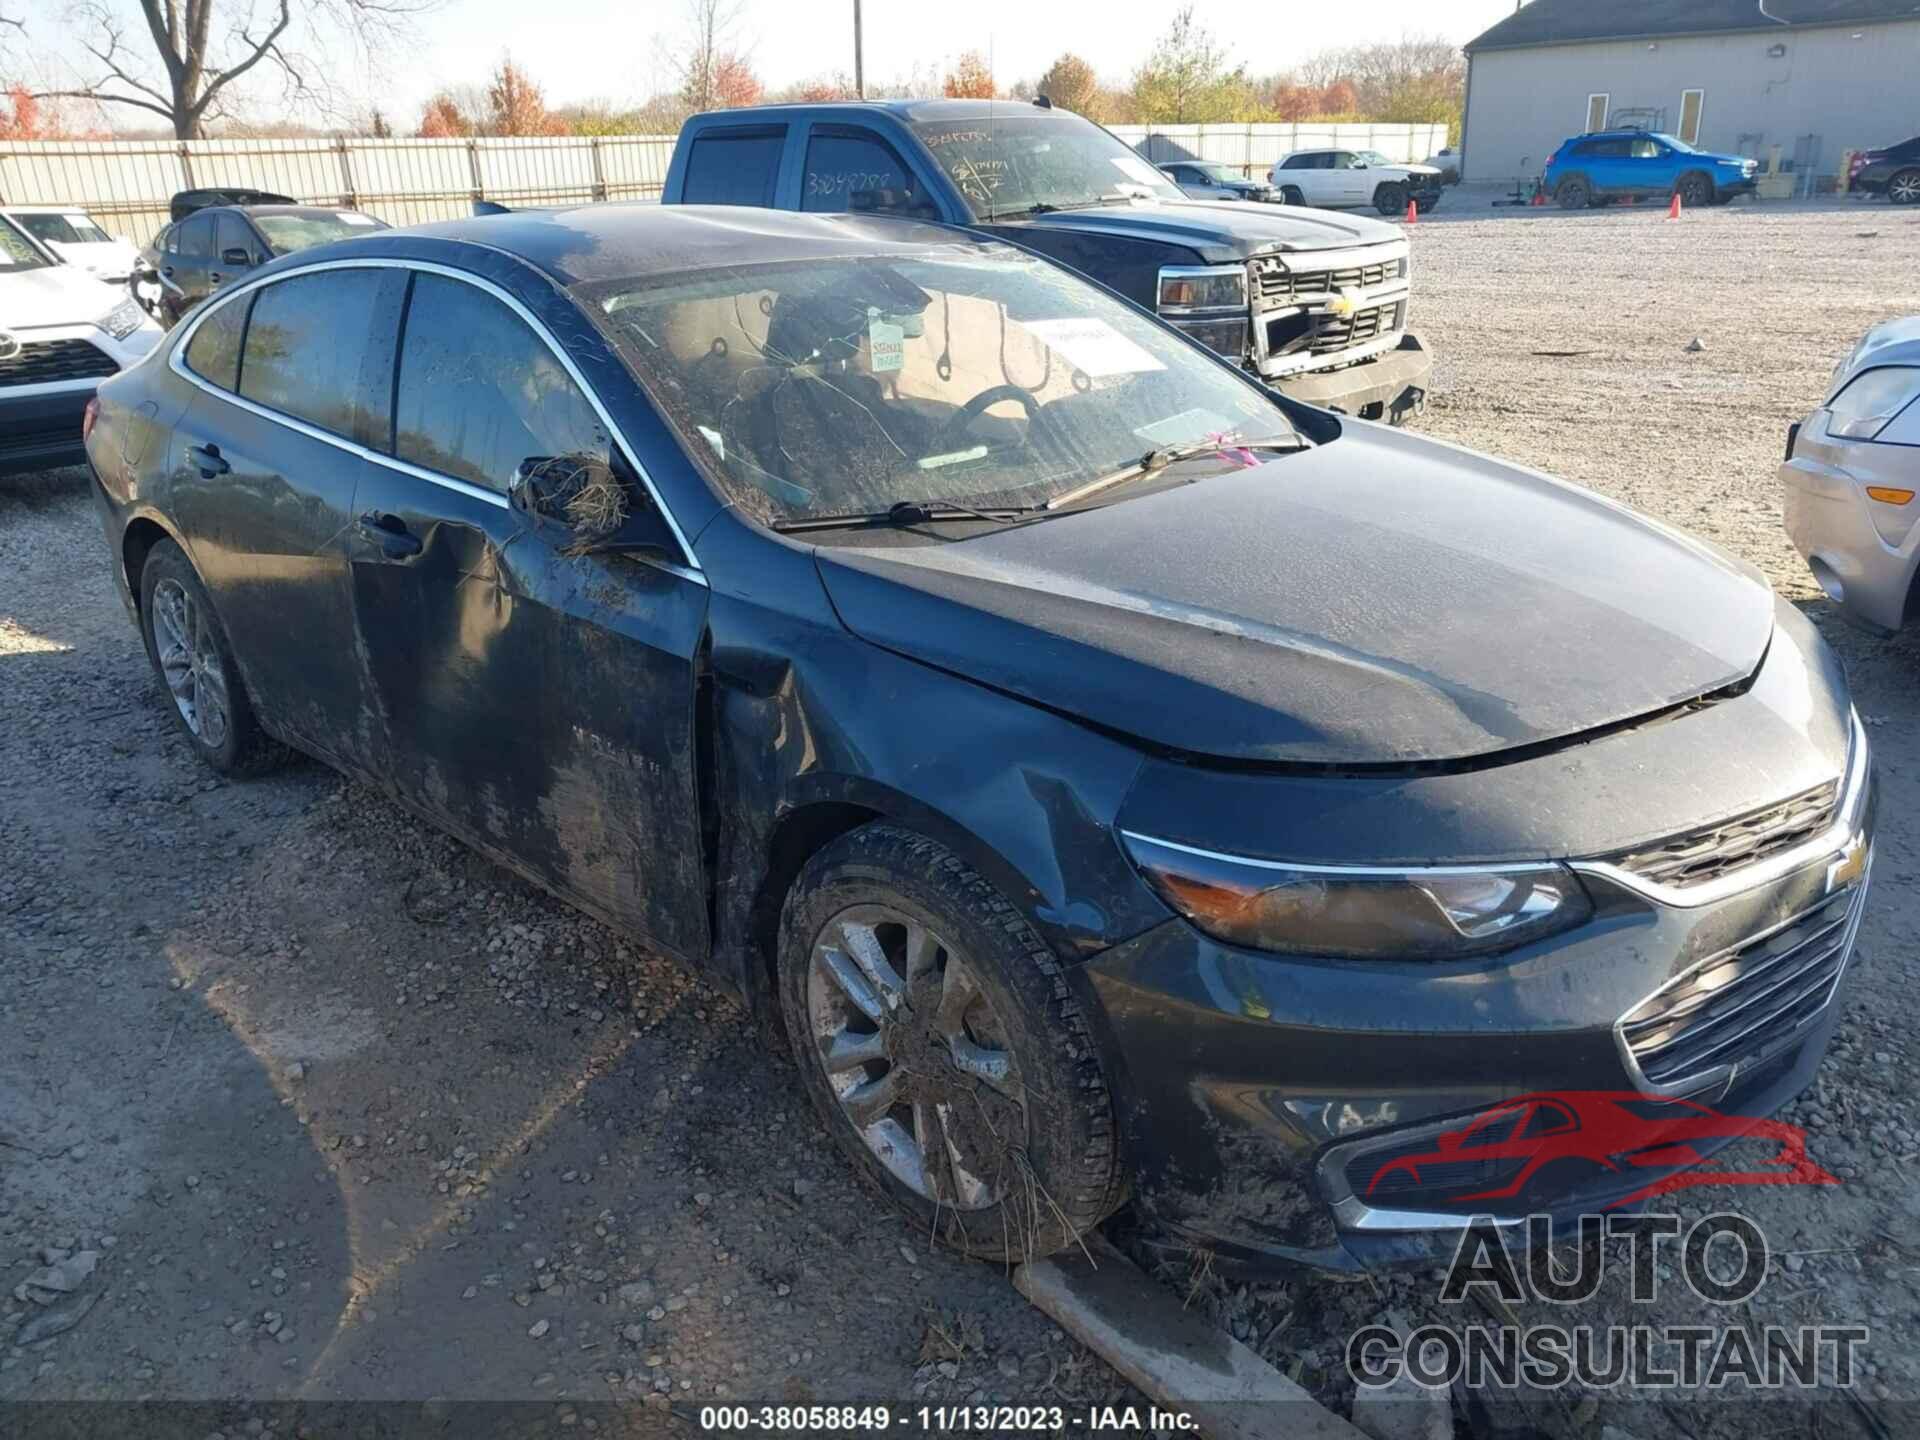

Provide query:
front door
left=346, top=269, right=712, bottom=961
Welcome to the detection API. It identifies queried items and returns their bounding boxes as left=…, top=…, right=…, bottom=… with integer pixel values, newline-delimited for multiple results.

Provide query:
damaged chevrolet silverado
left=662, top=98, right=1431, bottom=423
left=88, top=205, right=1873, bottom=1271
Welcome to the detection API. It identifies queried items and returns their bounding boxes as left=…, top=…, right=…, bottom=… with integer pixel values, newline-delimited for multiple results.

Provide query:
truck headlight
left=1826, top=366, right=1920, bottom=440
left=1157, top=264, right=1247, bottom=316
left=97, top=296, right=151, bottom=340
left=1122, top=832, right=1593, bottom=960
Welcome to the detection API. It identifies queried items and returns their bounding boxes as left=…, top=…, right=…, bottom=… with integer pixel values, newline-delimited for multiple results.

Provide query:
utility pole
left=853, top=0, right=865, bottom=97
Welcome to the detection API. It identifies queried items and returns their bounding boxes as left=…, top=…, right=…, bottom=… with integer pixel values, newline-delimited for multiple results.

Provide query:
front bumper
left=1781, top=411, right=1920, bottom=631
left=1268, top=333, right=1431, bottom=422
left=1078, top=699, right=1873, bottom=1274
left=0, top=387, right=94, bottom=477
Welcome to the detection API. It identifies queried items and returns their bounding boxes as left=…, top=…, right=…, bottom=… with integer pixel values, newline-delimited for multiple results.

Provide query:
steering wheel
left=932, top=383, right=1041, bottom=449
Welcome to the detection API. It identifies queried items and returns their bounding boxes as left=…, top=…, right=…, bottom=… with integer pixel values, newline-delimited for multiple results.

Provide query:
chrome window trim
left=167, top=256, right=705, bottom=580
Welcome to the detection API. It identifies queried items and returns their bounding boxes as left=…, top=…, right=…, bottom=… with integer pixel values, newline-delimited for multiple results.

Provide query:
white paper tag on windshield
left=1024, top=318, right=1165, bottom=378
left=1110, top=155, right=1167, bottom=190
left=868, top=314, right=905, bottom=372
left=337, top=212, right=378, bottom=226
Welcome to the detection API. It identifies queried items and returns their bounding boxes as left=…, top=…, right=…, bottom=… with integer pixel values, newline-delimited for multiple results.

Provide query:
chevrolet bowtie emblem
left=1325, top=287, right=1363, bottom=319
left=1826, top=832, right=1869, bottom=894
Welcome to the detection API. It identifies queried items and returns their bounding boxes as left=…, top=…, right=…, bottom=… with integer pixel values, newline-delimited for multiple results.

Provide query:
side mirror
left=220, top=246, right=255, bottom=267
left=508, top=453, right=674, bottom=555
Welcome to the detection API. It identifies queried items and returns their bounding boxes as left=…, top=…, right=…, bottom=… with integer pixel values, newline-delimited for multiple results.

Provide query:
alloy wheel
left=151, top=577, right=230, bottom=748
left=1890, top=171, right=1920, bottom=205
left=805, top=904, right=1024, bottom=1210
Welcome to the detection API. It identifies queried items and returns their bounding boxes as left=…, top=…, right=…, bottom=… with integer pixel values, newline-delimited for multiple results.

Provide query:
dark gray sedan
left=1159, top=161, right=1281, bottom=202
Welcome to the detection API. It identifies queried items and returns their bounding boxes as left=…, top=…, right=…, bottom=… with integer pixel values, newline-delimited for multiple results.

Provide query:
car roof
left=188, top=204, right=373, bottom=221
left=282, top=203, right=1002, bottom=289
left=689, top=97, right=1074, bottom=125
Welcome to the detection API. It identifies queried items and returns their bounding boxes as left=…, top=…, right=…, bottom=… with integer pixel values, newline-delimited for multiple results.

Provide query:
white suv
left=4, top=206, right=144, bottom=285
left=1, top=214, right=161, bottom=477
left=1269, top=149, right=1445, bottom=216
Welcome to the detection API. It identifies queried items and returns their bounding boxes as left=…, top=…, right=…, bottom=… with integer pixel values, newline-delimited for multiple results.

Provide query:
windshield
left=1654, top=133, right=1696, bottom=154
left=253, top=211, right=387, bottom=254
left=1196, top=164, right=1241, bottom=183
left=0, top=216, right=52, bottom=273
left=586, top=247, right=1296, bottom=527
left=15, top=212, right=115, bottom=245
left=1355, top=150, right=1395, bottom=167
left=909, top=115, right=1182, bottom=218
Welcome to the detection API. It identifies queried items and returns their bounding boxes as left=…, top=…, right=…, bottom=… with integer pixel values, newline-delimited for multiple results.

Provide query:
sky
left=24, top=0, right=1521, bottom=130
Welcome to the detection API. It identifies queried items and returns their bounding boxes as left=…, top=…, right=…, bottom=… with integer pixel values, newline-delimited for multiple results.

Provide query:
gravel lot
left=4, top=196, right=1920, bottom=1435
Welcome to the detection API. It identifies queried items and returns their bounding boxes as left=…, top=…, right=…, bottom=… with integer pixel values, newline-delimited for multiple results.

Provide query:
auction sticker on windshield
left=1023, top=318, right=1165, bottom=378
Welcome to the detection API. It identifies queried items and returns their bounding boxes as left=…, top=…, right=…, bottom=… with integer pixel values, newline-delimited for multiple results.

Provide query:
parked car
left=1, top=213, right=160, bottom=477
left=88, top=203, right=1874, bottom=1271
left=1158, top=161, right=1280, bottom=202
left=1783, top=317, right=1920, bottom=631
left=1849, top=135, right=1920, bottom=204
left=1544, top=130, right=1758, bottom=209
left=1422, top=146, right=1463, bottom=186
left=661, top=99, right=1431, bottom=424
left=4, top=206, right=144, bottom=285
left=140, top=188, right=388, bottom=326
left=1268, top=149, right=1443, bottom=215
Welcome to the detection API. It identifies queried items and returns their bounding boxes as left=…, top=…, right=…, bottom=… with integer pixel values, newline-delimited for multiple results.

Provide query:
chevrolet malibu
left=86, top=205, right=1874, bottom=1271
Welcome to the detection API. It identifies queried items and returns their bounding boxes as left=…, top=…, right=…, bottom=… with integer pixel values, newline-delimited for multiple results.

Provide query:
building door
left=1586, top=93, right=1610, bottom=133
left=1678, top=90, right=1704, bottom=146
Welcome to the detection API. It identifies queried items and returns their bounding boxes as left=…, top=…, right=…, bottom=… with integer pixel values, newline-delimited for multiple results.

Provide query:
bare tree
left=40, top=0, right=431, bottom=139
left=671, top=0, right=751, bottom=114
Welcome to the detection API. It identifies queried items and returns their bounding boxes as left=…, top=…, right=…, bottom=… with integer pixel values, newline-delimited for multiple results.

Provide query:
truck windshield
left=0, top=216, right=52, bottom=273
left=586, top=246, right=1297, bottom=528
left=909, top=114, right=1183, bottom=218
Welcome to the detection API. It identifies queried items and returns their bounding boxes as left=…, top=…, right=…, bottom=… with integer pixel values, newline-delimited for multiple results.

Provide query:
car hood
left=999, top=200, right=1401, bottom=264
left=815, top=425, right=1775, bottom=767
left=1829, top=315, right=1920, bottom=395
left=1, top=263, right=125, bottom=329
left=50, top=238, right=140, bottom=272
left=1394, top=164, right=1443, bottom=178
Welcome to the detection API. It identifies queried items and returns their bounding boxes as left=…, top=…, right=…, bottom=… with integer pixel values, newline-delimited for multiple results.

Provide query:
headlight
left=1157, top=264, right=1247, bottom=316
left=1826, top=366, right=1920, bottom=440
left=97, top=296, right=150, bottom=341
left=1123, top=833, right=1593, bottom=960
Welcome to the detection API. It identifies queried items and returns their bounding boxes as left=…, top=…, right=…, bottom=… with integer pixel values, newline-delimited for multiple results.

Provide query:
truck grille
left=0, top=338, right=120, bottom=386
left=1612, top=781, right=1839, bottom=890
left=1307, top=302, right=1401, bottom=355
left=1619, top=884, right=1863, bottom=1090
left=1256, top=259, right=1398, bottom=304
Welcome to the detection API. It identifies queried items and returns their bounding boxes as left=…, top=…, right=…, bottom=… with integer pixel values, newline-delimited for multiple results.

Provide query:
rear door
left=165, top=214, right=217, bottom=319
left=346, top=268, right=713, bottom=961
left=679, top=123, right=789, bottom=206
left=168, top=264, right=406, bottom=772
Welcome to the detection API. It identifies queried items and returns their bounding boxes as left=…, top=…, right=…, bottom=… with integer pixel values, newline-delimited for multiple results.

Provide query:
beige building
left=1461, top=0, right=1920, bottom=183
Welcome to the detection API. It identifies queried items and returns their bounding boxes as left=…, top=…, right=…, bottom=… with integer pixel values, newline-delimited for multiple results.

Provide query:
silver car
left=1783, top=317, right=1920, bottom=631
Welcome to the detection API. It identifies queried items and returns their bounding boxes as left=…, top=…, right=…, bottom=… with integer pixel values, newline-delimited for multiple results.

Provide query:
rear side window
left=239, top=268, right=405, bottom=445
left=183, top=295, right=250, bottom=391
left=683, top=127, right=786, bottom=205
left=175, top=215, right=213, bottom=259
left=394, top=272, right=610, bottom=492
left=802, top=127, right=918, bottom=212
left=1279, top=154, right=1312, bottom=170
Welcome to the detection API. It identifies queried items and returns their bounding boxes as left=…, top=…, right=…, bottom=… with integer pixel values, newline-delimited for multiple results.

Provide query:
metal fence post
left=467, top=138, right=485, bottom=207
left=336, top=136, right=356, bottom=208
left=589, top=136, right=608, bottom=201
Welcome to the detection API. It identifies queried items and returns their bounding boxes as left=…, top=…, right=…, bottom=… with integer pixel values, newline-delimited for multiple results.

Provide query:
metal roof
left=1465, top=0, right=1920, bottom=52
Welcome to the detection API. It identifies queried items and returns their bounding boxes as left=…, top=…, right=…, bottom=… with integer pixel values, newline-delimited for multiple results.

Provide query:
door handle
left=161, top=266, right=174, bottom=278
left=357, top=511, right=423, bottom=559
left=209, top=271, right=224, bottom=284
left=185, top=442, right=230, bottom=477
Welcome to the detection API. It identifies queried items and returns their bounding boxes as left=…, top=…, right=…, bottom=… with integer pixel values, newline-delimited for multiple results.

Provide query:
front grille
left=1257, top=259, right=1397, bottom=304
left=1620, top=886, right=1863, bottom=1090
left=0, top=338, right=119, bottom=386
left=1307, top=302, right=1400, bottom=355
left=1613, top=781, right=1839, bottom=890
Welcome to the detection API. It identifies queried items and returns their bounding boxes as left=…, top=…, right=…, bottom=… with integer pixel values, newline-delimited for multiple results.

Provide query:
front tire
left=1677, top=171, right=1713, bottom=208
left=1889, top=168, right=1920, bottom=205
left=139, top=540, right=288, bottom=776
left=1374, top=181, right=1407, bottom=216
left=777, top=825, right=1123, bottom=1262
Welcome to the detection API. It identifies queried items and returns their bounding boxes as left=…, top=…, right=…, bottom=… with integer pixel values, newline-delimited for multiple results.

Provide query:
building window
left=1585, top=93, right=1609, bottom=132
left=1678, top=89, right=1704, bottom=146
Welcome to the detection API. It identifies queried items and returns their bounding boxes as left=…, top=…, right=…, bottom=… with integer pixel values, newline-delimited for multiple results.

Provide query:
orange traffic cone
left=1668, top=191, right=1682, bottom=219
left=1405, top=198, right=1418, bottom=224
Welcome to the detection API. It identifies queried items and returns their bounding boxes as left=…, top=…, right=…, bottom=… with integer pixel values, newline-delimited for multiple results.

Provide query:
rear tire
left=138, top=540, right=289, bottom=776
left=1555, top=176, right=1591, bottom=210
left=1374, top=181, right=1407, bottom=216
left=1889, top=169, right=1920, bottom=205
left=777, top=824, right=1124, bottom=1262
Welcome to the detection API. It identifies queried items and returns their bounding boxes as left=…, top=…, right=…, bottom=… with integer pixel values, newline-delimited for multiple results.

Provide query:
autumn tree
left=942, top=51, right=994, bottom=99
left=1035, top=53, right=1097, bottom=117
left=39, top=0, right=432, bottom=140
left=417, top=91, right=470, bottom=138
left=671, top=0, right=756, bottom=112
left=778, top=71, right=857, bottom=102
left=1128, top=6, right=1250, bottom=124
left=486, top=56, right=561, bottom=136
left=710, top=52, right=762, bottom=108
left=0, top=83, right=42, bottom=137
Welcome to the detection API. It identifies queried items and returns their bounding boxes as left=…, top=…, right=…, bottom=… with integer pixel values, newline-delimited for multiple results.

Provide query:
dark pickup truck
left=660, top=98, right=1432, bottom=422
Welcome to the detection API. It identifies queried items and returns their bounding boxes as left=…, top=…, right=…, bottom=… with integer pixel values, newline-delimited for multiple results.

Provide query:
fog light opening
left=1807, top=557, right=1846, bottom=605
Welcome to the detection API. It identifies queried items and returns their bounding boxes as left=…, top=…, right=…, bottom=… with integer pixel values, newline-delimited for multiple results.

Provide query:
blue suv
left=1544, top=130, right=1758, bottom=209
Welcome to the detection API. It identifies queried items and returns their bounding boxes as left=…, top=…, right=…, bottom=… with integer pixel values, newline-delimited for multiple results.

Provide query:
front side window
left=910, top=114, right=1180, bottom=218
left=215, top=213, right=258, bottom=262
left=683, top=128, right=786, bottom=206
left=802, top=127, right=920, bottom=213
left=0, top=216, right=51, bottom=272
left=183, top=294, right=250, bottom=391
left=239, top=268, right=403, bottom=445
left=252, top=211, right=386, bottom=256
left=586, top=246, right=1299, bottom=527
left=395, top=272, right=611, bottom=492
left=1630, top=139, right=1662, bottom=160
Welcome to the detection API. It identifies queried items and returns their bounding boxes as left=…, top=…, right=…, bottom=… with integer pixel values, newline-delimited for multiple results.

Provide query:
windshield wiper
left=1043, top=434, right=1308, bottom=511
left=995, top=195, right=1142, bottom=220
left=772, top=498, right=1046, bottom=534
